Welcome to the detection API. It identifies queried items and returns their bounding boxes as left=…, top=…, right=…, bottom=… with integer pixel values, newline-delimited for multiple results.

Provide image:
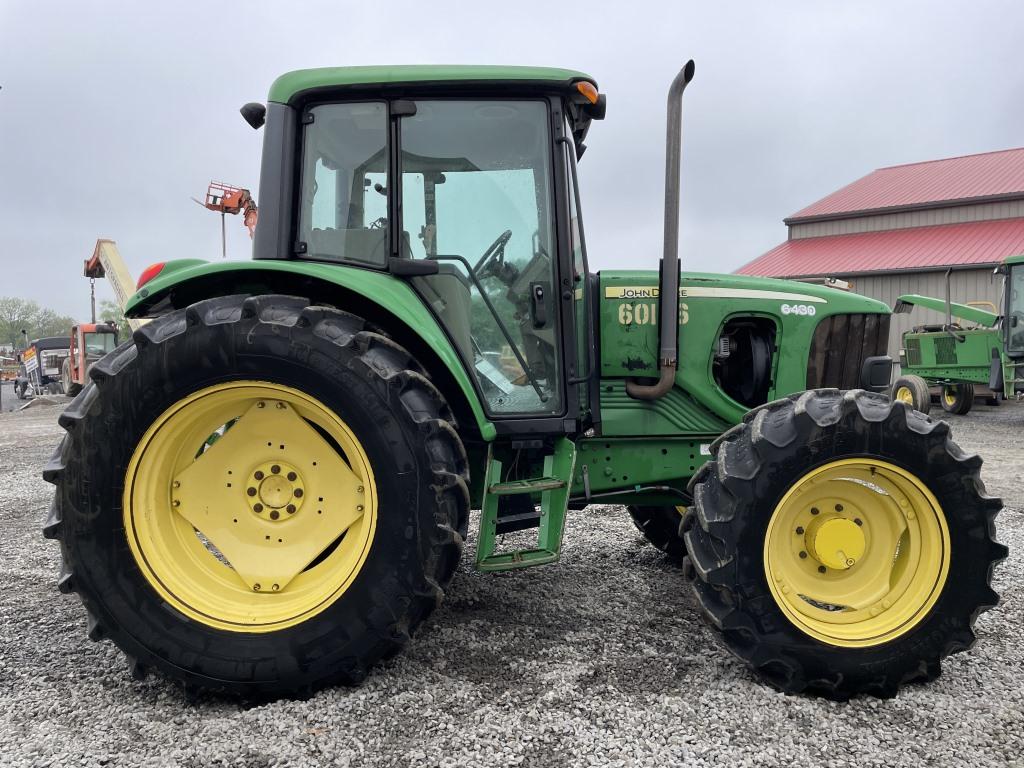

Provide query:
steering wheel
left=473, top=230, right=513, bottom=279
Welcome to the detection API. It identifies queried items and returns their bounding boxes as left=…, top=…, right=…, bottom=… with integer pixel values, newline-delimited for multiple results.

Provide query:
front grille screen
left=807, top=313, right=891, bottom=389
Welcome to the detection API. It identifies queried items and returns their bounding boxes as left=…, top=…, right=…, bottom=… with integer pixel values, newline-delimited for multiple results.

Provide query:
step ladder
left=475, top=437, right=577, bottom=572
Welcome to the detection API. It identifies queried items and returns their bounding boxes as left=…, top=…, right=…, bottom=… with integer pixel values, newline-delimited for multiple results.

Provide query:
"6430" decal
left=781, top=303, right=817, bottom=317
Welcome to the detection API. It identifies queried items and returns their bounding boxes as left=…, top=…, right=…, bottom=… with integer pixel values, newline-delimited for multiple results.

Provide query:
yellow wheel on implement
left=124, top=381, right=378, bottom=632
left=763, top=459, right=949, bottom=647
left=894, top=386, right=914, bottom=405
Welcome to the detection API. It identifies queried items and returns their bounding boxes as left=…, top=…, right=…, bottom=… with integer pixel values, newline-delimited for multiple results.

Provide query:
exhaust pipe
left=627, top=60, right=696, bottom=400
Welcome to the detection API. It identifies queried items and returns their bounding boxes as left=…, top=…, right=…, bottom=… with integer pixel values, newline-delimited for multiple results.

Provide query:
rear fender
left=125, top=259, right=495, bottom=441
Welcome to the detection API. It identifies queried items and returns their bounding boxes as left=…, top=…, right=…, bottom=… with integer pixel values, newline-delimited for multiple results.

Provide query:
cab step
left=475, top=437, right=577, bottom=572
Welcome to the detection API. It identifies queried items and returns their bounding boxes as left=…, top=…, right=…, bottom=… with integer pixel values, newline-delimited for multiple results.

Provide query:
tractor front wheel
left=43, top=295, right=469, bottom=697
left=684, top=389, right=1006, bottom=699
left=891, top=374, right=930, bottom=414
left=941, top=382, right=974, bottom=414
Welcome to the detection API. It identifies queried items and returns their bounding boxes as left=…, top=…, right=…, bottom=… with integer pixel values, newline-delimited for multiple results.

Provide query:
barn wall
left=832, top=268, right=1003, bottom=367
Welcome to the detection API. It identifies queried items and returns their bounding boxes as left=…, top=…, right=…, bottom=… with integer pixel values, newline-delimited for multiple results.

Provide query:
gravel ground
left=1, top=401, right=1022, bottom=767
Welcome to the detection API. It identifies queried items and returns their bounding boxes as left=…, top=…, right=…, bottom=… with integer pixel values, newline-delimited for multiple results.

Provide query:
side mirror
left=240, top=102, right=266, bottom=130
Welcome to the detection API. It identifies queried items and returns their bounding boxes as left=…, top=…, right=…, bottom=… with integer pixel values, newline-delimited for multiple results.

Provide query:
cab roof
left=268, top=65, right=597, bottom=104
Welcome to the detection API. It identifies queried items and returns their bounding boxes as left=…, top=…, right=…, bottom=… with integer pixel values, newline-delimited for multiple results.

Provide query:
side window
left=297, top=102, right=389, bottom=266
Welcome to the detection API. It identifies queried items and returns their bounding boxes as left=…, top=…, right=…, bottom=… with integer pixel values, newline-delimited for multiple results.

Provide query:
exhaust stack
left=627, top=60, right=696, bottom=400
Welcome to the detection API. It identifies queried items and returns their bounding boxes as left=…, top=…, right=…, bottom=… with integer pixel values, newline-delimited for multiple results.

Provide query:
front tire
left=891, top=374, right=930, bottom=414
left=43, top=295, right=469, bottom=697
left=941, top=382, right=974, bottom=414
left=683, top=389, right=1006, bottom=699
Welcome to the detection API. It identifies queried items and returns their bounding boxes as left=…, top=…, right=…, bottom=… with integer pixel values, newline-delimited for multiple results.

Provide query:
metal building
left=738, top=147, right=1024, bottom=363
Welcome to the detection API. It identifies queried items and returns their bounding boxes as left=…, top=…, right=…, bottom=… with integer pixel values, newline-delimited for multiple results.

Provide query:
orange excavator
left=194, top=181, right=258, bottom=258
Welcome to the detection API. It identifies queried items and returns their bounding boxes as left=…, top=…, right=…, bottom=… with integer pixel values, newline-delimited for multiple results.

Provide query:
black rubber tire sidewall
left=56, top=298, right=463, bottom=695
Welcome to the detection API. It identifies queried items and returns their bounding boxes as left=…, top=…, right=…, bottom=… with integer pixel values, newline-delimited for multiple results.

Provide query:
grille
left=807, top=313, right=891, bottom=389
left=934, top=336, right=957, bottom=365
left=905, top=337, right=922, bottom=367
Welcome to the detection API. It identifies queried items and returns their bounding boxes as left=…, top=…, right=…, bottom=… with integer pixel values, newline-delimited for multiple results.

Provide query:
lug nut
left=271, top=464, right=280, bottom=475
left=256, top=402, right=265, bottom=409
left=172, top=480, right=180, bottom=489
left=835, top=504, right=844, bottom=512
left=270, top=510, right=280, bottom=520
left=172, top=499, right=180, bottom=508
left=795, top=526, right=804, bottom=535
left=254, top=470, right=264, bottom=480
left=810, top=507, right=819, bottom=515
left=293, top=488, right=303, bottom=498
left=854, top=518, right=863, bottom=526
left=286, top=504, right=296, bottom=514
left=254, top=503, right=264, bottom=513
left=799, top=551, right=808, bottom=559
left=287, top=472, right=297, bottom=481
left=247, top=487, right=257, bottom=496
left=818, top=565, right=827, bottom=574
left=253, top=583, right=261, bottom=591
left=276, top=402, right=285, bottom=410
left=356, top=504, right=364, bottom=512
left=357, top=486, right=364, bottom=494
left=272, top=583, right=280, bottom=591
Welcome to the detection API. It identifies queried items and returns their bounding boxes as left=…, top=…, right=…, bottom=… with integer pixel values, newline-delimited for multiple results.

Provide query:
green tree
left=0, top=297, right=41, bottom=349
left=99, top=299, right=127, bottom=341
left=34, top=308, right=77, bottom=338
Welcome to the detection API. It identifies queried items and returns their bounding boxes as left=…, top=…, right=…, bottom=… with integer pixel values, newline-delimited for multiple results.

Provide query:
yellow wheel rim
left=943, top=386, right=957, bottom=407
left=123, top=381, right=378, bottom=632
left=894, top=386, right=914, bottom=405
left=764, top=459, right=949, bottom=647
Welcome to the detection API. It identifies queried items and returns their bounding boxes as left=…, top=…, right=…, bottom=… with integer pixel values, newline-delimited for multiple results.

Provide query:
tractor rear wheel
left=43, top=295, right=469, bottom=697
left=628, top=504, right=688, bottom=560
left=684, top=389, right=1006, bottom=699
left=890, top=374, right=930, bottom=414
left=941, top=382, right=974, bottom=414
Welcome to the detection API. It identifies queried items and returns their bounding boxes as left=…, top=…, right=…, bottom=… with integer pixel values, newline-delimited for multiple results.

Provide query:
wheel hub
left=246, top=460, right=305, bottom=520
left=807, top=516, right=865, bottom=570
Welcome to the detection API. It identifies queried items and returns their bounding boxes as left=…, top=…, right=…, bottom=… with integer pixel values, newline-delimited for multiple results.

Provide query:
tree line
left=0, top=297, right=125, bottom=350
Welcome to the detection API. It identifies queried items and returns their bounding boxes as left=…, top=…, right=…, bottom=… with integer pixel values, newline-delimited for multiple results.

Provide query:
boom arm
left=84, top=239, right=145, bottom=332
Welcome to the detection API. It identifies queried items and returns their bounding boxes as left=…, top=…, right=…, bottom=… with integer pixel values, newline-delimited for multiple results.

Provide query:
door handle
left=530, top=282, right=548, bottom=328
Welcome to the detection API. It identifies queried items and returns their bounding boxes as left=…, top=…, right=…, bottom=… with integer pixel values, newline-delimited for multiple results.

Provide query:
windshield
left=401, top=100, right=561, bottom=415
left=1009, top=264, right=1024, bottom=353
left=84, top=331, right=117, bottom=356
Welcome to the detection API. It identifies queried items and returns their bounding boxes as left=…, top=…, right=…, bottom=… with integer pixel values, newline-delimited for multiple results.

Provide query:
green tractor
left=892, top=255, right=1024, bottom=414
left=44, top=63, right=1006, bottom=700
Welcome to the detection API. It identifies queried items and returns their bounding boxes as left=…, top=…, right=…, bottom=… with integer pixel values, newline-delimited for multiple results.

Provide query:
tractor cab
left=63, top=323, right=118, bottom=396
left=1004, top=254, right=1024, bottom=355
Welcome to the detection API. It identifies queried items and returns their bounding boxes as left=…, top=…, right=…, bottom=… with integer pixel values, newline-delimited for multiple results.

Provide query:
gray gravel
left=1, top=401, right=1022, bottom=767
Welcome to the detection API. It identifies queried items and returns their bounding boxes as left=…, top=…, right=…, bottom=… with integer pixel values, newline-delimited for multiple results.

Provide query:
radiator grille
left=807, top=313, right=891, bottom=389
left=934, top=336, right=957, bottom=365
left=905, top=337, right=922, bottom=367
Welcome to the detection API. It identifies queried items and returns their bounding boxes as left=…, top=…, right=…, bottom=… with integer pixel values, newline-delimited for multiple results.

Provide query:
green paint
left=268, top=65, right=596, bottom=104
left=125, top=258, right=496, bottom=440
left=897, top=294, right=998, bottom=327
left=598, top=270, right=888, bottom=426
left=572, top=437, right=711, bottom=497
left=476, top=437, right=576, bottom=571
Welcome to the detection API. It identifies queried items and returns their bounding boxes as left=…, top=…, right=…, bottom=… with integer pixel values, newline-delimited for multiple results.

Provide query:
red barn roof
left=739, top=218, right=1024, bottom=278
left=788, top=147, right=1024, bottom=221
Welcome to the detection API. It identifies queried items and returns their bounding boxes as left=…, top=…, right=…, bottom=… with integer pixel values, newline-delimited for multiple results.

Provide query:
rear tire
left=940, top=382, right=974, bottom=414
left=43, top=295, right=469, bottom=698
left=628, top=504, right=688, bottom=561
left=683, top=389, right=1006, bottom=699
left=891, top=374, right=930, bottom=414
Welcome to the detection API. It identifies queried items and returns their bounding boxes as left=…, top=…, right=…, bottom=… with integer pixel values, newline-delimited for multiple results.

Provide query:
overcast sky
left=2, top=1, right=1023, bottom=318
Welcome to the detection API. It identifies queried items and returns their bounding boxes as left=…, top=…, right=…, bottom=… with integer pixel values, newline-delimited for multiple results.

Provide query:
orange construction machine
left=195, top=181, right=258, bottom=258
left=61, top=323, right=118, bottom=396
